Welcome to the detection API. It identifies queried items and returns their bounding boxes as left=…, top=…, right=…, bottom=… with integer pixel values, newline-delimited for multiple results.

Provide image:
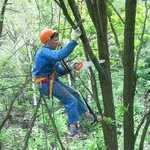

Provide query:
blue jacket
left=32, top=40, right=77, bottom=81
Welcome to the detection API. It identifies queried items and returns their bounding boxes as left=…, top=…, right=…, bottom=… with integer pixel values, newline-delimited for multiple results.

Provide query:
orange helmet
left=40, top=29, right=56, bottom=43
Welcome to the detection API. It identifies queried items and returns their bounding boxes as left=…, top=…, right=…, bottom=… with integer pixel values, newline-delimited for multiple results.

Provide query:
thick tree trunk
left=93, top=1, right=118, bottom=149
left=123, top=0, right=137, bottom=150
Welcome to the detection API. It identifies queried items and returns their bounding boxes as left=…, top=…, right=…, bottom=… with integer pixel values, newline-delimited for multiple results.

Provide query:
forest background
left=0, top=0, right=150, bottom=150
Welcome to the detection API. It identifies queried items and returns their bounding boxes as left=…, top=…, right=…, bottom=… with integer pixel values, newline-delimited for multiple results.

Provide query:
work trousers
left=39, top=81, right=88, bottom=124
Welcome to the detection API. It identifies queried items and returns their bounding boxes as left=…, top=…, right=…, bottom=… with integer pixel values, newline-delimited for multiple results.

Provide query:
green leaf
left=103, top=117, right=115, bottom=125
left=118, top=104, right=128, bottom=116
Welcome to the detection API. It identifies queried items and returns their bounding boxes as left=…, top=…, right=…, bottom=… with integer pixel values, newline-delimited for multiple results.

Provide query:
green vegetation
left=0, top=0, right=150, bottom=149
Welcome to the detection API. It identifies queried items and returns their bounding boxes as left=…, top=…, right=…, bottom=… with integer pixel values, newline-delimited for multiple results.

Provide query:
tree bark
left=123, top=0, right=137, bottom=150
left=85, top=1, right=118, bottom=149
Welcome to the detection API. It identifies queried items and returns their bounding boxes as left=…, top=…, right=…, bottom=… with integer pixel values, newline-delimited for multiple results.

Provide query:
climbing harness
left=35, top=72, right=55, bottom=97
left=34, top=61, right=57, bottom=97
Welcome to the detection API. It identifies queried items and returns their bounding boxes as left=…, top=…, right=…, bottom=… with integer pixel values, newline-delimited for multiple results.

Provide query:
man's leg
left=52, top=81, right=86, bottom=139
left=52, top=81, right=80, bottom=124
left=59, top=82, right=102, bottom=126
left=59, top=82, right=89, bottom=116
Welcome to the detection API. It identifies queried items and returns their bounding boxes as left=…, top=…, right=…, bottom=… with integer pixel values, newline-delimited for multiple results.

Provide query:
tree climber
left=32, top=27, right=98, bottom=140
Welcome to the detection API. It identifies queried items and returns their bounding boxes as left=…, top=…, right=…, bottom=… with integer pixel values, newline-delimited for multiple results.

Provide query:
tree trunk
left=88, top=1, right=118, bottom=149
left=0, top=0, right=8, bottom=37
left=123, top=0, right=137, bottom=150
left=26, top=45, right=37, bottom=106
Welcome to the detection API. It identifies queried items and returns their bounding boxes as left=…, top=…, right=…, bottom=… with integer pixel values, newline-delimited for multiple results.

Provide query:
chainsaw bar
left=75, top=59, right=105, bottom=71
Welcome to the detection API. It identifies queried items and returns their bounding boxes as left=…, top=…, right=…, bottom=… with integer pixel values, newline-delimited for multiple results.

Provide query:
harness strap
left=49, top=72, right=55, bottom=96
left=35, top=77, right=46, bottom=84
left=34, top=72, right=55, bottom=96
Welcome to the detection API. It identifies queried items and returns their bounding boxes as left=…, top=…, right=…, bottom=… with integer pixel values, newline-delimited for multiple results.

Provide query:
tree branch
left=0, top=73, right=30, bottom=131
left=139, top=113, right=150, bottom=150
left=134, top=0, right=148, bottom=74
left=107, top=0, right=125, bottom=24
left=1, top=44, right=25, bottom=66
left=132, top=109, right=150, bottom=149
left=43, top=96, right=65, bottom=150
left=56, top=0, right=76, bottom=28
left=108, top=14, right=120, bottom=47
left=0, top=83, right=22, bottom=91
left=22, top=94, right=42, bottom=150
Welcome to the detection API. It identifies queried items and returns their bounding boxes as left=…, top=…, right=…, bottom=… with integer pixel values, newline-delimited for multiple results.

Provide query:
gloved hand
left=73, top=27, right=81, bottom=41
left=73, top=62, right=79, bottom=69
left=72, top=62, right=82, bottom=71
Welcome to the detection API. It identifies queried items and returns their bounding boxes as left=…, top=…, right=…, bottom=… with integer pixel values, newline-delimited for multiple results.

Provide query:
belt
left=35, top=72, right=55, bottom=96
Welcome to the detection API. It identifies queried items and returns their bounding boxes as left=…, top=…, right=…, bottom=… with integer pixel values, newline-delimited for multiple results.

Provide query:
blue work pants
left=40, top=81, right=88, bottom=124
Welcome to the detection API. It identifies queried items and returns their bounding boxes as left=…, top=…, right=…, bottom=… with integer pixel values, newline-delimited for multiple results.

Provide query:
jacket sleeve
left=42, top=40, right=77, bottom=62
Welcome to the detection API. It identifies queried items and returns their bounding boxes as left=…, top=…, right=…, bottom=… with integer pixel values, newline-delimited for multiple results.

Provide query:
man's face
left=48, top=36, right=58, bottom=50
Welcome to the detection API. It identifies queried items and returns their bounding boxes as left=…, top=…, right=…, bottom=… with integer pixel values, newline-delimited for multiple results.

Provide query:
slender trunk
left=26, top=45, right=37, bottom=106
left=0, top=0, right=8, bottom=37
left=139, top=113, right=150, bottom=150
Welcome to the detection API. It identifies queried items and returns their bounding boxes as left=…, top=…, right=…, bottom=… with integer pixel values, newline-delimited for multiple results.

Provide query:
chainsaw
left=73, top=59, right=105, bottom=71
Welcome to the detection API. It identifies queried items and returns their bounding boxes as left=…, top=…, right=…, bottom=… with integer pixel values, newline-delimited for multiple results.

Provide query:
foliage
left=0, top=0, right=150, bottom=149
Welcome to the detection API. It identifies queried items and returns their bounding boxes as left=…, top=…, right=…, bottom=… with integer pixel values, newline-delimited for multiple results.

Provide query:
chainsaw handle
left=74, top=62, right=83, bottom=71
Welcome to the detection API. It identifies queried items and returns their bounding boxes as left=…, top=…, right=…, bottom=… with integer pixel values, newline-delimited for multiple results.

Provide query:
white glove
left=73, top=27, right=81, bottom=41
